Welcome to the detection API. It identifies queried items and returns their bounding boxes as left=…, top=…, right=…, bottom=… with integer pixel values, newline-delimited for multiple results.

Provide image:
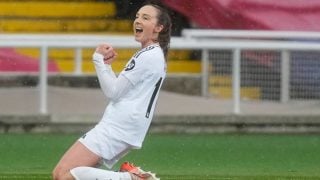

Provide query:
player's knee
left=52, top=167, right=61, bottom=180
left=52, top=166, right=74, bottom=180
left=52, top=172, right=75, bottom=180
left=52, top=166, right=59, bottom=180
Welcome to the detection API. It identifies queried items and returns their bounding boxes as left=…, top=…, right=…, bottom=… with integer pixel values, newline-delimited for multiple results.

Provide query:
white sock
left=70, top=166, right=131, bottom=180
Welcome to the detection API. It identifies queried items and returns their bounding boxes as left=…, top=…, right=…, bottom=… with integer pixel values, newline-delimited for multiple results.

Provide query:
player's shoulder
left=134, top=44, right=163, bottom=59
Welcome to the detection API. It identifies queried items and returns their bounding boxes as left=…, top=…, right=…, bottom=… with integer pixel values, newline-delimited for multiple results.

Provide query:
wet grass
left=0, top=174, right=319, bottom=180
left=0, top=133, right=320, bottom=179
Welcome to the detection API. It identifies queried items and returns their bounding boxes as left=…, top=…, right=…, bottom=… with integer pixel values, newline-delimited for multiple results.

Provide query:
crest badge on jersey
left=125, top=59, right=135, bottom=71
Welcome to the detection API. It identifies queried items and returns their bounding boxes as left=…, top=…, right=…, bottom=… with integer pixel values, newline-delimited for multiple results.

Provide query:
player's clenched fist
left=95, top=43, right=117, bottom=64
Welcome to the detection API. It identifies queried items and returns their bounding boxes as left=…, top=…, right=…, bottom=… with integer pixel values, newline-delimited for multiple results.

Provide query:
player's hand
left=95, top=43, right=117, bottom=64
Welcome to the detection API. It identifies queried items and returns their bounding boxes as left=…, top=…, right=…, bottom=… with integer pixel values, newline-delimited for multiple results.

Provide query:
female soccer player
left=52, top=2, right=172, bottom=180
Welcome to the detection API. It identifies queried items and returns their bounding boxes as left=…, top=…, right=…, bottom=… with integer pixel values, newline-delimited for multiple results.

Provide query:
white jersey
left=100, top=44, right=166, bottom=147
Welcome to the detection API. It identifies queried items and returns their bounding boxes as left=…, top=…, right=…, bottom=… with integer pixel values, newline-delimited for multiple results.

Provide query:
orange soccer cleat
left=119, top=162, right=160, bottom=180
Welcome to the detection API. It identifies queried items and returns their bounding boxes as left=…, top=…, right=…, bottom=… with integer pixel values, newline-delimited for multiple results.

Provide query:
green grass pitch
left=0, top=133, right=320, bottom=179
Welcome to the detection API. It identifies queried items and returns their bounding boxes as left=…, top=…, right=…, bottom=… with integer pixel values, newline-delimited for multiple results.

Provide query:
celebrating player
left=52, top=2, right=172, bottom=180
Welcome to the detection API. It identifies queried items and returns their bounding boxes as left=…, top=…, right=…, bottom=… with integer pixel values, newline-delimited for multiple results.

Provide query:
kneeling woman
left=52, top=2, right=172, bottom=180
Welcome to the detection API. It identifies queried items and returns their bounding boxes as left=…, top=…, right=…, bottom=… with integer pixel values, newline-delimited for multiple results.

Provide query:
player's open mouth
left=135, top=28, right=143, bottom=34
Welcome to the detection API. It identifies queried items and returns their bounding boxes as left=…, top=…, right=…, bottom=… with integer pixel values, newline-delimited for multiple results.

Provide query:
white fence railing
left=182, top=29, right=320, bottom=40
left=1, top=30, right=320, bottom=114
left=182, top=29, right=320, bottom=113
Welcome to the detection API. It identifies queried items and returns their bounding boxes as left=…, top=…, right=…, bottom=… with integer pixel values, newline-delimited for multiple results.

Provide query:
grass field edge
left=0, top=173, right=319, bottom=180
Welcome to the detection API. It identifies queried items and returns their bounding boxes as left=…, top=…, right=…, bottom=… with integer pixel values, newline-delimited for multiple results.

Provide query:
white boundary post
left=74, top=48, right=82, bottom=75
left=281, top=50, right=290, bottom=103
left=39, top=46, right=48, bottom=114
left=201, top=49, right=209, bottom=97
left=232, top=48, right=241, bottom=114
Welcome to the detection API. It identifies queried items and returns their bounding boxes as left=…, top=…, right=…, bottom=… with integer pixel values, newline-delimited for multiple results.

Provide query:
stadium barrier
left=182, top=29, right=320, bottom=113
left=1, top=31, right=320, bottom=114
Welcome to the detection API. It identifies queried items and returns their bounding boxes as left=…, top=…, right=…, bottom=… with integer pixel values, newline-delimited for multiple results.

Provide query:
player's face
left=133, top=5, right=163, bottom=48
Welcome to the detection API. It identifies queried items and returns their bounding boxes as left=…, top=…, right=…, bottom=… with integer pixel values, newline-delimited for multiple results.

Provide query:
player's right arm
left=92, top=44, right=133, bottom=101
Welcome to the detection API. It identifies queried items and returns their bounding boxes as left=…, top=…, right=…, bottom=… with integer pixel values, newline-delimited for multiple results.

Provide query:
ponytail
left=149, top=4, right=172, bottom=61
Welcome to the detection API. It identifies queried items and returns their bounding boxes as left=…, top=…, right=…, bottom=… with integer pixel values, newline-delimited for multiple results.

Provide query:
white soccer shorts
left=78, top=126, right=133, bottom=169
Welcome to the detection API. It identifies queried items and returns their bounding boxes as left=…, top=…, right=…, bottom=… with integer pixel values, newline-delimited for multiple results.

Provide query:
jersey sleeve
left=121, top=53, right=153, bottom=85
left=92, top=52, right=134, bottom=101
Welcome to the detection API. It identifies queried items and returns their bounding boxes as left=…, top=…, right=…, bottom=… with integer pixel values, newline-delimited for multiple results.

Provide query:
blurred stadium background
left=1, top=0, right=320, bottom=133
left=1, top=0, right=320, bottom=179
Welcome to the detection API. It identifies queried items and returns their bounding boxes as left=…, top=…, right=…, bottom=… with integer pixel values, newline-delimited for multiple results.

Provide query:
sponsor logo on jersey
left=125, top=59, right=135, bottom=71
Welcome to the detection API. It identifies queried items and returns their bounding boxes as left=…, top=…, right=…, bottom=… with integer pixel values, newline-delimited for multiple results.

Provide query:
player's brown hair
left=144, top=2, right=172, bottom=60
